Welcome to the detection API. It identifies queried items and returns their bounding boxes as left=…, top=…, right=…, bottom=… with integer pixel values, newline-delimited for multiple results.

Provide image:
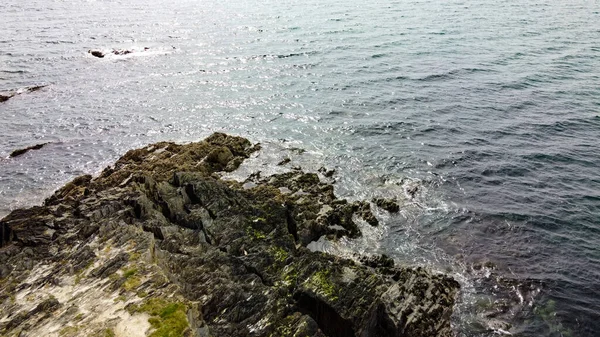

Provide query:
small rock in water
left=277, top=157, right=291, bottom=166
left=289, top=147, right=306, bottom=154
left=26, top=85, right=46, bottom=92
left=405, top=184, right=420, bottom=199
left=9, top=142, right=49, bottom=158
left=373, top=197, right=400, bottom=213
left=88, top=50, right=104, bottom=58
left=473, top=260, right=497, bottom=271
left=111, top=49, right=133, bottom=55
left=318, top=166, right=336, bottom=177
left=353, top=200, right=379, bottom=226
left=486, top=318, right=513, bottom=334
left=88, top=47, right=151, bottom=58
left=0, top=85, right=47, bottom=103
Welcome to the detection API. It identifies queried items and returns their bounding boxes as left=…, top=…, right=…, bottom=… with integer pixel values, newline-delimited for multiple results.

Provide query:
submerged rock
left=88, top=47, right=151, bottom=58
left=0, top=85, right=47, bottom=103
left=318, top=167, right=335, bottom=178
left=372, top=198, right=400, bottom=213
left=0, top=133, right=459, bottom=337
left=277, top=157, right=291, bottom=166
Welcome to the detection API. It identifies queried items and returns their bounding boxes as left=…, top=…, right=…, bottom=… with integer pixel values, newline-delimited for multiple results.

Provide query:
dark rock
left=9, top=143, right=49, bottom=158
left=318, top=167, right=335, bottom=178
left=0, top=85, right=47, bottom=103
left=353, top=201, right=379, bottom=226
left=0, top=133, right=459, bottom=337
left=375, top=269, right=458, bottom=337
left=361, top=254, right=395, bottom=269
left=88, top=48, right=151, bottom=58
left=89, top=50, right=104, bottom=58
left=44, top=174, right=92, bottom=207
left=205, top=146, right=233, bottom=168
left=4, top=297, right=60, bottom=331
left=71, top=245, right=96, bottom=273
left=26, top=85, right=46, bottom=92
left=112, top=49, right=132, bottom=55
left=32, top=297, right=61, bottom=314
left=277, top=157, right=291, bottom=166
left=373, top=198, right=400, bottom=213
left=406, top=185, right=419, bottom=199
left=289, top=147, right=306, bottom=154
left=0, top=206, right=57, bottom=247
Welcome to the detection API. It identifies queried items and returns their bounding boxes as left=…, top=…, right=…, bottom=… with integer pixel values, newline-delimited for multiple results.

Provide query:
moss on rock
left=305, top=270, right=338, bottom=301
left=129, top=298, right=190, bottom=337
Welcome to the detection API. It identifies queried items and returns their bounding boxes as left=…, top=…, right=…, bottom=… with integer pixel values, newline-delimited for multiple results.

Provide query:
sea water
left=1, top=0, right=599, bottom=335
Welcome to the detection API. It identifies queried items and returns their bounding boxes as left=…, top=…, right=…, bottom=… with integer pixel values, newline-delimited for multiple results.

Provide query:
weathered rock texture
left=0, top=133, right=459, bottom=337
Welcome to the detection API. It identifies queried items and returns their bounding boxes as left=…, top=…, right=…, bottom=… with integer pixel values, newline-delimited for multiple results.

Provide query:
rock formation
left=9, top=143, right=49, bottom=158
left=0, top=86, right=47, bottom=103
left=0, top=133, right=459, bottom=337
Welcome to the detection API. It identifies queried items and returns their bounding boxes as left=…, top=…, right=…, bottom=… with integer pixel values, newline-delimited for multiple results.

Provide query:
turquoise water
left=1, top=0, right=599, bottom=335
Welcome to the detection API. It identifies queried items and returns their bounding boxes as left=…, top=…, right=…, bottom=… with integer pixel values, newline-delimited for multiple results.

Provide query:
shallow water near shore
left=1, top=0, right=599, bottom=335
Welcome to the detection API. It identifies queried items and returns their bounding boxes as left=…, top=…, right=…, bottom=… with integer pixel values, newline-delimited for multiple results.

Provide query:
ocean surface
left=1, top=0, right=599, bottom=335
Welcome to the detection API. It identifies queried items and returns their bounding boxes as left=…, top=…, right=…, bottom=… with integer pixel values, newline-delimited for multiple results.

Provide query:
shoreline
left=0, top=133, right=459, bottom=337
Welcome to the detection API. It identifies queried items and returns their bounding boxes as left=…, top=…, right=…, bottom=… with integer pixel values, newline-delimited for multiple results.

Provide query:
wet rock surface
left=9, top=143, right=50, bottom=158
left=0, top=133, right=459, bottom=337
left=372, top=198, right=400, bottom=213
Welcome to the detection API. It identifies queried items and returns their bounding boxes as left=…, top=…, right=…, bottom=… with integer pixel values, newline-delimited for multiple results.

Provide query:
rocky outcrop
left=0, top=133, right=459, bottom=337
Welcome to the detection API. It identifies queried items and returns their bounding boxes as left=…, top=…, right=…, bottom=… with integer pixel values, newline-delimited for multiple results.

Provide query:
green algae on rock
left=0, top=133, right=459, bottom=337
